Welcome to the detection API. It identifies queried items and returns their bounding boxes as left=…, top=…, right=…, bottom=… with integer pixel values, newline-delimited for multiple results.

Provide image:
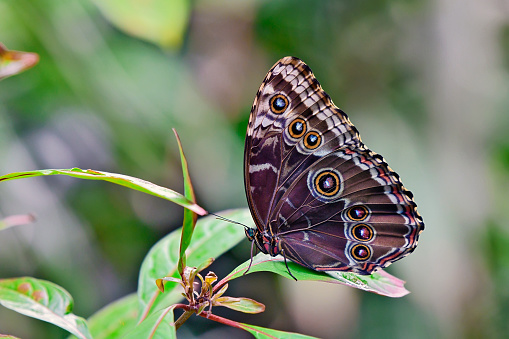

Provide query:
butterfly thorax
left=245, top=228, right=282, bottom=257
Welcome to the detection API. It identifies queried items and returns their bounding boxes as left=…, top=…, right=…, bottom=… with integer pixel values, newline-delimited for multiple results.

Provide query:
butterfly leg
left=244, top=240, right=257, bottom=275
left=282, top=249, right=298, bottom=281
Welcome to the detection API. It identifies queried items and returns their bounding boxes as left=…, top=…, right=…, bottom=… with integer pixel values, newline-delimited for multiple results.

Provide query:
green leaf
left=124, top=306, right=175, bottom=339
left=0, top=168, right=207, bottom=216
left=137, top=208, right=253, bottom=321
left=223, top=253, right=409, bottom=298
left=173, top=129, right=198, bottom=275
left=0, top=214, right=35, bottom=231
left=0, top=334, right=21, bottom=339
left=69, top=294, right=139, bottom=339
left=0, top=43, right=39, bottom=80
left=205, top=314, right=318, bottom=339
left=238, top=323, right=319, bottom=339
left=90, top=0, right=191, bottom=49
left=0, top=277, right=92, bottom=339
left=214, top=296, right=265, bottom=314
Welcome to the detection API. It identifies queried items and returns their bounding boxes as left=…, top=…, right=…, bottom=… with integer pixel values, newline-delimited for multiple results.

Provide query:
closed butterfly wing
left=244, top=56, right=424, bottom=274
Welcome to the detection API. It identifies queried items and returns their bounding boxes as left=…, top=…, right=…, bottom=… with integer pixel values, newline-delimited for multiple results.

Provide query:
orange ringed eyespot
left=351, top=223, right=374, bottom=242
left=304, top=131, right=321, bottom=149
left=347, top=205, right=369, bottom=221
left=351, top=244, right=371, bottom=261
left=288, top=118, right=306, bottom=138
left=270, top=94, right=288, bottom=114
left=315, top=171, right=340, bottom=196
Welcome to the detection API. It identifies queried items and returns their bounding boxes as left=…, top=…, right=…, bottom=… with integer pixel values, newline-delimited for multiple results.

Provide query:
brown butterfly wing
left=244, top=57, right=424, bottom=274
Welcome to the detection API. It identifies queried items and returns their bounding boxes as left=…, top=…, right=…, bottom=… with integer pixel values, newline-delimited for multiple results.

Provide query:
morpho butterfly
left=244, top=57, right=424, bottom=277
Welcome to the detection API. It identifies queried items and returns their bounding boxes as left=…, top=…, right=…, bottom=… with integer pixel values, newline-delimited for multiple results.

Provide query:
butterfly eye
left=315, top=170, right=340, bottom=197
left=245, top=228, right=255, bottom=240
left=346, top=205, right=369, bottom=221
left=351, top=244, right=371, bottom=261
left=351, top=223, right=374, bottom=242
left=288, top=118, right=307, bottom=138
left=270, top=94, right=289, bottom=114
left=303, top=131, right=321, bottom=149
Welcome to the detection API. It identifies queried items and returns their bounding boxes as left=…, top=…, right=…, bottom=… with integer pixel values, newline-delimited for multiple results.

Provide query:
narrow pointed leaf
left=0, top=277, right=92, bottom=339
left=213, top=282, right=229, bottom=300
left=222, top=253, right=409, bottom=298
left=173, top=129, right=197, bottom=275
left=0, top=214, right=35, bottom=231
left=0, top=168, right=207, bottom=215
left=196, top=258, right=214, bottom=273
left=137, top=208, right=253, bottom=321
left=0, top=43, right=39, bottom=80
left=214, top=296, right=265, bottom=314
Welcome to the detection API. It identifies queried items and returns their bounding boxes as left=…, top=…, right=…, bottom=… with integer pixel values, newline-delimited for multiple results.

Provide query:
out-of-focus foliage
left=1, top=0, right=508, bottom=338
left=0, top=214, right=34, bottom=231
left=91, top=0, right=191, bottom=49
left=0, top=43, right=39, bottom=80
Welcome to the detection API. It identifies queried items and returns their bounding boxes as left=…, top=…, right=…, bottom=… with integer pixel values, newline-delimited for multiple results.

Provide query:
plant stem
left=202, top=313, right=279, bottom=339
left=175, top=310, right=194, bottom=330
left=199, top=312, right=244, bottom=330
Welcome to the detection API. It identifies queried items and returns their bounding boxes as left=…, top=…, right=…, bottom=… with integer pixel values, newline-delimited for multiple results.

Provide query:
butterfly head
left=245, top=227, right=281, bottom=257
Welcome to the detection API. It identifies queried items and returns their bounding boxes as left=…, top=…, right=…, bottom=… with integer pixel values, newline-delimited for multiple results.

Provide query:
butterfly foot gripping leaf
left=244, top=57, right=424, bottom=275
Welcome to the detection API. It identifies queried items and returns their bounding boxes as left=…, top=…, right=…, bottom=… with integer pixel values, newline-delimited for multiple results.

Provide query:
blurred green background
left=1, top=0, right=509, bottom=338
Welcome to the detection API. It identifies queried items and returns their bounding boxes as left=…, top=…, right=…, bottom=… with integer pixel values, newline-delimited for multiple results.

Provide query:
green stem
left=174, top=309, right=194, bottom=330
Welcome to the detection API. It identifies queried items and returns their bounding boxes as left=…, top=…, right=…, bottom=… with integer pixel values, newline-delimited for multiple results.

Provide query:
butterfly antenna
left=209, top=212, right=249, bottom=229
left=282, top=249, right=298, bottom=281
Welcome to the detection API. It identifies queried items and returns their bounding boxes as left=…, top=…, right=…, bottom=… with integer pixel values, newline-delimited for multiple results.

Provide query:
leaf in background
left=0, top=168, right=207, bottom=216
left=68, top=294, right=139, bottom=339
left=0, top=335, right=21, bottom=339
left=0, top=214, right=35, bottom=231
left=90, top=0, right=190, bottom=49
left=0, top=277, right=92, bottom=339
left=0, top=43, right=39, bottom=80
left=173, top=129, right=197, bottom=275
left=137, top=208, right=254, bottom=321
left=222, top=253, right=409, bottom=298
left=124, top=305, right=175, bottom=339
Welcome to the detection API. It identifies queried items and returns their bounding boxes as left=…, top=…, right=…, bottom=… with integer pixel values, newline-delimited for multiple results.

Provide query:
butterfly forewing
left=245, top=57, right=359, bottom=226
left=244, top=56, right=424, bottom=274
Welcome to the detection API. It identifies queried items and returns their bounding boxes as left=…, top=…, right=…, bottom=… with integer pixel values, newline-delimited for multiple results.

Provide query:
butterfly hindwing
left=272, top=145, right=421, bottom=273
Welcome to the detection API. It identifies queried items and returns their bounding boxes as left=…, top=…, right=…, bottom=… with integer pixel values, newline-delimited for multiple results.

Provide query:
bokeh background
left=1, top=0, right=509, bottom=338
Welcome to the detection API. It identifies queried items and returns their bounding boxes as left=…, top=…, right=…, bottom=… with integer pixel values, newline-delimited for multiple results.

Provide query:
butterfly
left=244, top=57, right=424, bottom=277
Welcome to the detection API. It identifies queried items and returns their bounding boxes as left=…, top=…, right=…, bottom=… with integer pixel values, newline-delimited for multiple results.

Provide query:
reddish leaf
left=0, top=43, right=39, bottom=80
